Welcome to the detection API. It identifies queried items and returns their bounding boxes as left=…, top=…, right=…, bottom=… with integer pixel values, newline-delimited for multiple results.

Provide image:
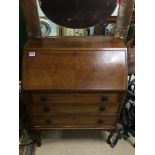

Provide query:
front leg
left=34, top=132, right=41, bottom=147
left=106, top=132, right=115, bottom=147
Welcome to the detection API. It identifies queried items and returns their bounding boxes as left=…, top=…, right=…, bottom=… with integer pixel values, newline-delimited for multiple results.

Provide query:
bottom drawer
left=31, top=115, right=117, bottom=128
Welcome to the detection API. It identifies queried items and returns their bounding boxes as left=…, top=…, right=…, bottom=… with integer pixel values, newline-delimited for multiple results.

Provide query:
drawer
left=31, top=115, right=117, bottom=127
left=27, top=103, right=120, bottom=115
left=31, top=93, right=122, bottom=104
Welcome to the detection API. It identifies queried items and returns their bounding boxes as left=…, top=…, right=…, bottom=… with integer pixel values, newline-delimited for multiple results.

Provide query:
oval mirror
left=40, top=0, right=116, bottom=28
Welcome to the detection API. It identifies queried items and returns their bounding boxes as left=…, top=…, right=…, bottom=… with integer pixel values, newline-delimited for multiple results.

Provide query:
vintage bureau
left=22, top=36, right=127, bottom=146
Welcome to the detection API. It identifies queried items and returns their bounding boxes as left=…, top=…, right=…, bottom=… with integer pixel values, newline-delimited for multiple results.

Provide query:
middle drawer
left=27, top=103, right=120, bottom=115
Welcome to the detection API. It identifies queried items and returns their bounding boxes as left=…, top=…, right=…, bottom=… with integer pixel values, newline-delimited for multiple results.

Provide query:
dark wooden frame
left=21, top=0, right=42, bottom=38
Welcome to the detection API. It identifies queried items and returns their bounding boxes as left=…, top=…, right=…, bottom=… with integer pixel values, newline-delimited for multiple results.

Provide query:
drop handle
left=43, top=107, right=50, bottom=112
left=101, top=96, right=108, bottom=102
left=97, top=119, right=104, bottom=124
left=45, top=120, right=52, bottom=124
left=73, top=116, right=77, bottom=119
left=99, top=106, right=106, bottom=112
left=40, top=97, right=48, bottom=102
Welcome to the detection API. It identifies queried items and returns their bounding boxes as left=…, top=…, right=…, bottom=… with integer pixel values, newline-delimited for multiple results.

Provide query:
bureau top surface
left=22, top=37, right=127, bottom=91
left=24, top=36, right=126, bottom=50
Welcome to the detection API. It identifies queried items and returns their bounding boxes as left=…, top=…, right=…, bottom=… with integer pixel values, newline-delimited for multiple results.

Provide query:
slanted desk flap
left=22, top=47, right=127, bottom=91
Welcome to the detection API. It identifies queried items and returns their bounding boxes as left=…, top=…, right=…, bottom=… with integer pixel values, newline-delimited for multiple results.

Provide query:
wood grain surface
left=24, top=36, right=126, bottom=50
left=31, top=93, right=122, bottom=104
left=31, top=115, right=118, bottom=128
left=22, top=50, right=127, bottom=90
left=22, top=37, right=127, bottom=140
left=22, top=37, right=127, bottom=91
left=21, top=0, right=41, bottom=38
left=26, top=103, right=120, bottom=115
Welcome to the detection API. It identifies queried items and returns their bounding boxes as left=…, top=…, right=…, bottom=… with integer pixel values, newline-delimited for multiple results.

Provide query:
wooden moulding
left=21, top=0, right=42, bottom=38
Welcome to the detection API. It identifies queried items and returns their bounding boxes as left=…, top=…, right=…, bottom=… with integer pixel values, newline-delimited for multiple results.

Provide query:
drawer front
left=27, top=103, right=120, bottom=115
left=31, top=93, right=122, bottom=104
left=31, top=115, right=117, bottom=127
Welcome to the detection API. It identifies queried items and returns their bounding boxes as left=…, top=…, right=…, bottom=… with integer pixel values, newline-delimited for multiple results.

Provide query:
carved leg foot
left=106, top=131, right=121, bottom=148
left=35, top=133, right=41, bottom=147
left=106, top=133, right=115, bottom=148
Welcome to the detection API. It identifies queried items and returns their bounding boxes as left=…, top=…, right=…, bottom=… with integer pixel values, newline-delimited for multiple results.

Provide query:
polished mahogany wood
left=24, top=36, right=125, bottom=50
left=31, top=93, right=122, bottom=104
left=40, top=0, right=116, bottom=28
left=26, top=103, right=120, bottom=115
left=22, top=37, right=127, bottom=91
left=23, top=50, right=127, bottom=90
left=22, top=36, right=127, bottom=146
left=31, top=115, right=118, bottom=128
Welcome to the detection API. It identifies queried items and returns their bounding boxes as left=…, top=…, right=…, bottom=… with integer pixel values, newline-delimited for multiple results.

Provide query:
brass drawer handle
left=101, top=96, right=108, bottom=102
left=43, top=107, right=50, bottom=112
left=99, top=106, right=106, bottom=112
left=40, top=97, right=48, bottom=102
left=97, top=119, right=104, bottom=124
left=73, top=104, right=77, bottom=107
left=73, top=116, right=77, bottom=119
left=45, top=120, right=52, bottom=124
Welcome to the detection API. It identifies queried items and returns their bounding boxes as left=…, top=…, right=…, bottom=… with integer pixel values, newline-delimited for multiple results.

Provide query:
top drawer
left=31, top=93, right=123, bottom=104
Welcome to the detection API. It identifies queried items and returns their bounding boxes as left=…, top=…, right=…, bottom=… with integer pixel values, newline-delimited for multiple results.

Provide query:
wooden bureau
left=22, top=36, right=127, bottom=146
